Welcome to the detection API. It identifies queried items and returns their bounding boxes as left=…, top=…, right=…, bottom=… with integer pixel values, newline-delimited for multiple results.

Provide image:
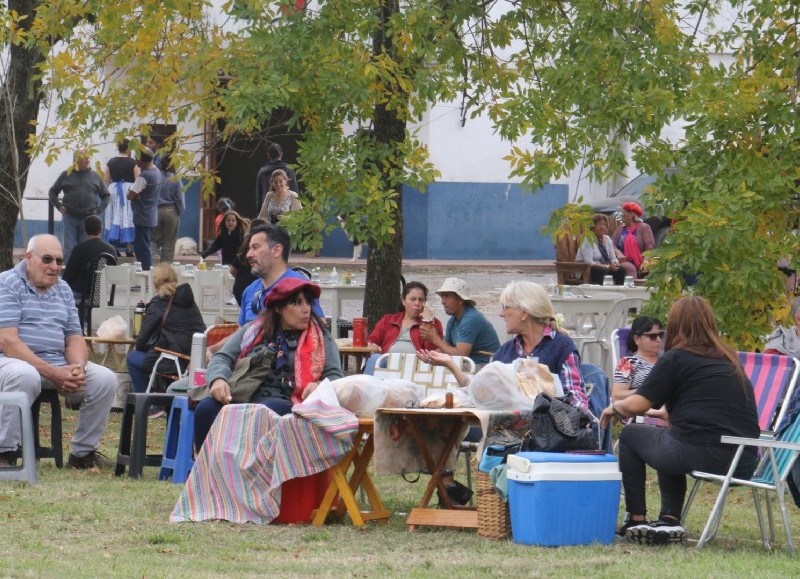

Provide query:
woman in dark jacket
left=126, top=263, right=206, bottom=392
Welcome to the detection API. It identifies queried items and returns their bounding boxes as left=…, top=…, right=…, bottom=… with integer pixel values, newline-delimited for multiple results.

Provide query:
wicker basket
left=476, top=471, right=511, bottom=539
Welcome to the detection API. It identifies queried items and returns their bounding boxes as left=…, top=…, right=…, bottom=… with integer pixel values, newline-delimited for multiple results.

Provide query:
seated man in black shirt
left=62, top=215, right=117, bottom=301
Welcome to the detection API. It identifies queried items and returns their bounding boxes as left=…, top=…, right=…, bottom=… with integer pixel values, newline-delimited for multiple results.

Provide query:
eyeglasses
left=32, top=252, right=64, bottom=266
left=640, top=331, right=665, bottom=341
left=500, top=304, right=521, bottom=313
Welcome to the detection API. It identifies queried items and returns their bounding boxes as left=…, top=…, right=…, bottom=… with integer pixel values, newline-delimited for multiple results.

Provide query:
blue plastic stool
left=159, top=396, right=195, bottom=484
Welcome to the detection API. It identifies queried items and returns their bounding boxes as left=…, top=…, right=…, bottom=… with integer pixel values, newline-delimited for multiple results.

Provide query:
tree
left=1, top=0, right=46, bottom=269
left=15, top=0, right=798, bottom=348
left=1, top=1, right=224, bottom=270
left=215, top=0, right=482, bottom=326
left=4, top=0, right=481, bottom=328
left=466, top=1, right=800, bottom=348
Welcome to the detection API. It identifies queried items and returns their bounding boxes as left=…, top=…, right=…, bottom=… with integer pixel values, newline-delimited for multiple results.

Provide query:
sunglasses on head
left=33, top=252, right=64, bottom=266
left=640, top=330, right=665, bottom=340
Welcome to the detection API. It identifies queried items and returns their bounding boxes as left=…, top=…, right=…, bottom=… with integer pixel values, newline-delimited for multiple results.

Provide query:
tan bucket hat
left=435, top=277, right=475, bottom=305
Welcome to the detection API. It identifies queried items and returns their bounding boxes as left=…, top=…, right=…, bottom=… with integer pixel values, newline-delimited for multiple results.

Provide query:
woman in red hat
left=191, top=277, right=343, bottom=449
left=612, top=201, right=655, bottom=279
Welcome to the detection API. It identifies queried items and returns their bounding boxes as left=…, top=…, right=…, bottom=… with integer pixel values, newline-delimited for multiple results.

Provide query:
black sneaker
left=67, top=450, right=114, bottom=470
left=626, top=519, right=686, bottom=545
left=616, top=514, right=644, bottom=537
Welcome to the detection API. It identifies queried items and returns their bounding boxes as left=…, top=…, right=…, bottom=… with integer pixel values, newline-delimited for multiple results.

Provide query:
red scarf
left=622, top=224, right=644, bottom=269
left=238, top=318, right=326, bottom=404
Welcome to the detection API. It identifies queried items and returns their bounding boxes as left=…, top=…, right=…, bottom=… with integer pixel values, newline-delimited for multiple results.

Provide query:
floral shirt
left=614, top=353, right=655, bottom=391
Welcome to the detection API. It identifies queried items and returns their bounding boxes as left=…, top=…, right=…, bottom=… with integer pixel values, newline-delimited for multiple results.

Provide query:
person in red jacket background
left=368, top=281, right=443, bottom=354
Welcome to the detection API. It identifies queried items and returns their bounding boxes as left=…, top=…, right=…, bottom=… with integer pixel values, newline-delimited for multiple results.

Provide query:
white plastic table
left=319, top=283, right=366, bottom=324
left=579, top=284, right=653, bottom=301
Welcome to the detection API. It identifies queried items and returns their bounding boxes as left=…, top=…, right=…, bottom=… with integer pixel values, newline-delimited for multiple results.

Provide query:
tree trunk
left=363, top=0, right=406, bottom=329
left=0, top=0, right=44, bottom=270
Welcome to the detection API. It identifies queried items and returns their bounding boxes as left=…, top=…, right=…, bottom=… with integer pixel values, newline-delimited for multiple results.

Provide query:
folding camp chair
left=738, top=352, right=800, bottom=432
left=684, top=410, right=800, bottom=552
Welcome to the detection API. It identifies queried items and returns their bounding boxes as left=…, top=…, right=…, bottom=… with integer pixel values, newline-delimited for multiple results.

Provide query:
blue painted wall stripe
left=17, top=181, right=565, bottom=260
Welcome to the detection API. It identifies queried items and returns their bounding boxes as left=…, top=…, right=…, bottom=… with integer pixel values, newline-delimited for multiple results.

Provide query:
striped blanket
left=171, top=400, right=359, bottom=524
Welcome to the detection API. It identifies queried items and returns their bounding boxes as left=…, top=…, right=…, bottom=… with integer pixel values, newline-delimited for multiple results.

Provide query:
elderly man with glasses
left=0, top=234, right=117, bottom=469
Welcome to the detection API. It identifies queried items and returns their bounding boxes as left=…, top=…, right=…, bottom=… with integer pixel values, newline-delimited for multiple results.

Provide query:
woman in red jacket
left=368, top=281, right=443, bottom=353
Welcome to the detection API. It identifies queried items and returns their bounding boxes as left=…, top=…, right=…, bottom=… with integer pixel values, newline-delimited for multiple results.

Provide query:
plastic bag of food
left=514, top=358, right=556, bottom=398
left=96, top=315, right=129, bottom=340
left=332, top=375, right=424, bottom=417
left=420, top=387, right=473, bottom=409
left=468, top=361, right=535, bottom=411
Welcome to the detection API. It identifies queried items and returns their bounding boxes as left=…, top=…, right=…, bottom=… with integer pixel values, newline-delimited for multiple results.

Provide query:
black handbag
left=521, top=394, right=598, bottom=452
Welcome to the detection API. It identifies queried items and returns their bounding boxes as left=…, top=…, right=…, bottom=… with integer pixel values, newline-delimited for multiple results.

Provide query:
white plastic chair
left=97, top=264, right=142, bottom=331
left=145, top=348, right=188, bottom=393
left=192, top=270, right=228, bottom=325
left=578, top=298, right=643, bottom=373
left=373, top=352, right=476, bottom=397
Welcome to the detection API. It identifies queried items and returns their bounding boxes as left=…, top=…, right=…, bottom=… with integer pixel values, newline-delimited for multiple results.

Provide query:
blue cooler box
left=507, top=452, right=621, bottom=547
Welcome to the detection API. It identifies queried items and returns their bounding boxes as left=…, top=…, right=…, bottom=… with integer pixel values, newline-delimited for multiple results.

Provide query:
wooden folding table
left=376, top=408, right=481, bottom=531
left=84, top=337, right=136, bottom=372
left=311, top=418, right=390, bottom=527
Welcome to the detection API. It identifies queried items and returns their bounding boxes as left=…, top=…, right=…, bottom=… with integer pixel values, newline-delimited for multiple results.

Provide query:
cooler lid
left=508, top=452, right=621, bottom=482
left=514, top=451, right=618, bottom=466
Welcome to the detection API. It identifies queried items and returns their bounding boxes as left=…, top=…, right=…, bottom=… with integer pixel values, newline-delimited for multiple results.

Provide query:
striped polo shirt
left=0, top=260, right=82, bottom=366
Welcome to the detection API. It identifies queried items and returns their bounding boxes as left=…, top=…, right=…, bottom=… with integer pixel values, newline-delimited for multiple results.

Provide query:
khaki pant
left=152, top=204, right=180, bottom=264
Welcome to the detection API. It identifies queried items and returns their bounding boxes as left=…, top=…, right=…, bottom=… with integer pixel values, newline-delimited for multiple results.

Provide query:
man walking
left=0, top=234, right=117, bottom=469
left=48, top=149, right=110, bottom=262
left=127, top=148, right=162, bottom=271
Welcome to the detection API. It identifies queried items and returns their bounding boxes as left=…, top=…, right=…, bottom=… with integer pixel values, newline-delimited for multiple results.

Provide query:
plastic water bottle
left=329, top=267, right=339, bottom=285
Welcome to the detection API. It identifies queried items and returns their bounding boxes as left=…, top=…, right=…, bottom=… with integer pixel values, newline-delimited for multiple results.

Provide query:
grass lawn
left=1, top=409, right=799, bottom=577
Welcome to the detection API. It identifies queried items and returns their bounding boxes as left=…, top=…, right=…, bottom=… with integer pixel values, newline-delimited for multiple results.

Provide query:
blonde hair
left=151, top=263, right=178, bottom=297
left=500, top=280, right=565, bottom=332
